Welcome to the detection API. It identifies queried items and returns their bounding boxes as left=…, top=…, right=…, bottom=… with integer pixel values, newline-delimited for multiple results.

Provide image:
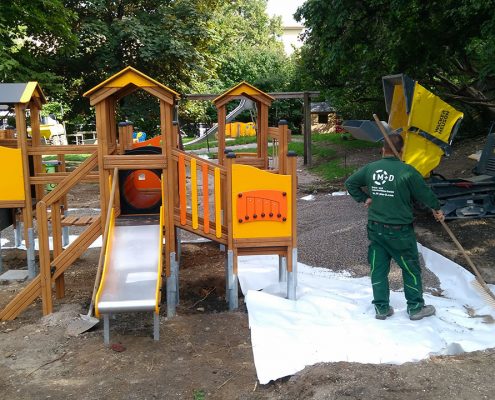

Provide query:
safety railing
left=37, top=152, right=101, bottom=314
left=172, top=149, right=228, bottom=243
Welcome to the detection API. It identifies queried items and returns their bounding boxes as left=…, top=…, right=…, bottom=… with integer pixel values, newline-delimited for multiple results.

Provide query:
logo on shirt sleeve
left=373, top=169, right=395, bottom=186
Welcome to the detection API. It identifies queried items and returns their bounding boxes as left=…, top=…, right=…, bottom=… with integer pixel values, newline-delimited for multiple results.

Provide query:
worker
left=345, top=133, right=444, bottom=321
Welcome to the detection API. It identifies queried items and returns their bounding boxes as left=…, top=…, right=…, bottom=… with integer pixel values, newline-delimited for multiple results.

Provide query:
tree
left=0, top=0, right=77, bottom=93
left=295, top=0, right=495, bottom=133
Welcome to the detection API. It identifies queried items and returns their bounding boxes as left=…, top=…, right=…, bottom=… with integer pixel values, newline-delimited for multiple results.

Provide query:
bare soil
left=1, top=136, right=495, bottom=399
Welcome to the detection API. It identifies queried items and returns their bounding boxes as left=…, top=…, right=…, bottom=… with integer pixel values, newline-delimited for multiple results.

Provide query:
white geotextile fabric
left=238, top=244, right=495, bottom=384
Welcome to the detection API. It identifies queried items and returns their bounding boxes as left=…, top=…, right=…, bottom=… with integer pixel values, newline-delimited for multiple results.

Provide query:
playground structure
left=0, top=82, right=71, bottom=279
left=0, top=67, right=298, bottom=343
left=343, top=74, right=495, bottom=219
left=225, top=121, right=256, bottom=138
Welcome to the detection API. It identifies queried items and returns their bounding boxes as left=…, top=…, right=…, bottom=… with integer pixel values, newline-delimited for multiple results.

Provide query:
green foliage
left=192, top=389, right=206, bottom=400
left=0, top=0, right=77, bottom=94
left=40, top=102, right=66, bottom=120
left=295, top=0, right=495, bottom=134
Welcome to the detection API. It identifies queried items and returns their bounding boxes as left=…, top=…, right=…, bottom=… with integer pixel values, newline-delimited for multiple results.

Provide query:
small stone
left=196, top=307, right=205, bottom=312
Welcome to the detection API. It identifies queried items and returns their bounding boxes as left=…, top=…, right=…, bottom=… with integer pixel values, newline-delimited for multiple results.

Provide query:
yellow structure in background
left=0, top=147, right=25, bottom=201
left=225, top=122, right=256, bottom=138
left=231, top=164, right=292, bottom=239
left=384, top=74, right=464, bottom=177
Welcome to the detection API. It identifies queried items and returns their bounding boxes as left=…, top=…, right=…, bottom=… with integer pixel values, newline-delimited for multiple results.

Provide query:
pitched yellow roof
left=213, top=81, right=274, bottom=104
left=0, top=82, right=46, bottom=105
left=83, top=66, right=180, bottom=98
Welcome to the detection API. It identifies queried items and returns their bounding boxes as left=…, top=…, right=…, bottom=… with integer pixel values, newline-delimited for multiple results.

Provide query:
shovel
left=67, top=168, right=118, bottom=336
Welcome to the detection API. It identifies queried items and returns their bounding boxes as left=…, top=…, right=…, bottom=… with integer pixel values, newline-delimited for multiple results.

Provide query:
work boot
left=409, top=305, right=436, bottom=321
left=375, top=306, right=394, bottom=320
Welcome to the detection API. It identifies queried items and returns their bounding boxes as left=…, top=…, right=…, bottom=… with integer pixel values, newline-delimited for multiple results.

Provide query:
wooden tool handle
left=372, top=114, right=401, bottom=159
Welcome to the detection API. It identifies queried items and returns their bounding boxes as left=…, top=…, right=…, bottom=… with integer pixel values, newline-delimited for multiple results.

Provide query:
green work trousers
left=367, top=221, right=425, bottom=315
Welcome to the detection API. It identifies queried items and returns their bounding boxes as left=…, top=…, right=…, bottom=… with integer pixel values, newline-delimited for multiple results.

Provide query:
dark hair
left=383, top=133, right=404, bottom=153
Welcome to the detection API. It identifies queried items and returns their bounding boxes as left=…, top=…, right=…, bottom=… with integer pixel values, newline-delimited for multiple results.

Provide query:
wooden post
left=217, top=106, right=226, bottom=165
left=29, top=104, right=44, bottom=200
left=287, top=151, right=298, bottom=272
left=37, top=201, right=53, bottom=315
left=224, top=152, right=235, bottom=266
left=303, top=92, right=312, bottom=167
left=51, top=201, right=65, bottom=298
left=96, top=100, right=111, bottom=229
left=278, top=120, right=289, bottom=175
left=15, top=104, right=33, bottom=244
left=259, top=104, right=269, bottom=169
left=118, top=122, right=127, bottom=154
left=161, top=100, right=176, bottom=277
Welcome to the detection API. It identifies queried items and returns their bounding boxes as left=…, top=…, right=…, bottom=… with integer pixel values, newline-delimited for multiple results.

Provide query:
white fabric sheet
left=238, top=246, right=495, bottom=384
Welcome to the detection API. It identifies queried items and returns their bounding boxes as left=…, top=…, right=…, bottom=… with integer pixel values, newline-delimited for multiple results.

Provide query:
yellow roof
left=83, top=66, right=180, bottom=98
left=213, top=81, right=274, bottom=104
left=0, top=82, right=46, bottom=105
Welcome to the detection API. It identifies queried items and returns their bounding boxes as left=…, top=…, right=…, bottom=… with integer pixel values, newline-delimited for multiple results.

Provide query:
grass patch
left=290, top=133, right=377, bottom=182
left=42, top=154, right=90, bottom=162
left=192, top=389, right=206, bottom=400
left=311, top=159, right=357, bottom=181
left=185, top=135, right=257, bottom=150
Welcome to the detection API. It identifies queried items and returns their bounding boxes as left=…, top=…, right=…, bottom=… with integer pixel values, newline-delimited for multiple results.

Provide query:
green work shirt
left=345, top=157, right=440, bottom=225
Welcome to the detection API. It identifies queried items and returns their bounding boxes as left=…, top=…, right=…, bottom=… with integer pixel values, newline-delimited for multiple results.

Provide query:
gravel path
left=297, top=193, right=441, bottom=293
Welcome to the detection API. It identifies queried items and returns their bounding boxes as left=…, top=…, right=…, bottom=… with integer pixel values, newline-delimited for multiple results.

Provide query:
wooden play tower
left=0, top=67, right=298, bottom=342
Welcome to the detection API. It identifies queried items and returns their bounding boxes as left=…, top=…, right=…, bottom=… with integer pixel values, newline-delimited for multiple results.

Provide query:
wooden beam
left=103, top=154, right=167, bottom=169
left=184, top=91, right=320, bottom=101
left=27, top=145, right=98, bottom=155
left=42, top=152, right=98, bottom=206
left=30, top=173, right=100, bottom=184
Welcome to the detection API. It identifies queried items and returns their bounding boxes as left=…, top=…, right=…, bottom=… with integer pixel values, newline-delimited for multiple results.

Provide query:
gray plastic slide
left=97, top=216, right=161, bottom=314
left=183, top=98, right=254, bottom=147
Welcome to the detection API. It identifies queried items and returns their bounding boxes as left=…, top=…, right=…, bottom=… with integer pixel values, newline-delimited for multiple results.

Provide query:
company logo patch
left=373, top=169, right=395, bottom=186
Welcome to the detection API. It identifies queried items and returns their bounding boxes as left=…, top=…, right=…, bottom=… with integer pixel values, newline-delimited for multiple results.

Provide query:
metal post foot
left=279, top=256, right=287, bottom=282
left=226, top=250, right=238, bottom=310
left=103, top=314, right=110, bottom=345
left=287, top=248, right=298, bottom=300
left=167, top=253, right=178, bottom=318
left=27, top=228, right=36, bottom=279
left=153, top=312, right=160, bottom=341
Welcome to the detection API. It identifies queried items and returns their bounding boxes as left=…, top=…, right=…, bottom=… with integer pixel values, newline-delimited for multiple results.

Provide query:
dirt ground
left=1, top=136, right=495, bottom=399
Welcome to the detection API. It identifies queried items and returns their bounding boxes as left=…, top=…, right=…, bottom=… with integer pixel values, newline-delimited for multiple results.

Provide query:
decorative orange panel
left=236, top=190, right=287, bottom=224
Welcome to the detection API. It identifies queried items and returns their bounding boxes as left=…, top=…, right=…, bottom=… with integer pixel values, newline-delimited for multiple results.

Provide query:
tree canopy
left=295, top=0, right=495, bottom=133
left=0, top=0, right=77, bottom=93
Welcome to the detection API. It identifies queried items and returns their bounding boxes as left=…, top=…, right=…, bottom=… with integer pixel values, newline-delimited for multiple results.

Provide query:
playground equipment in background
left=343, top=74, right=495, bottom=219
left=183, top=97, right=255, bottom=147
left=0, top=82, right=50, bottom=278
left=0, top=67, right=298, bottom=345
left=132, top=130, right=147, bottom=143
left=225, top=121, right=256, bottom=138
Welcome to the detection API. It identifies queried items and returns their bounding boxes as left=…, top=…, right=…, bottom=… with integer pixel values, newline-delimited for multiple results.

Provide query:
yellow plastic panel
left=388, top=84, right=409, bottom=130
left=107, top=70, right=154, bottom=88
left=401, top=84, right=463, bottom=177
left=408, top=84, right=463, bottom=143
left=402, top=132, right=445, bottom=177
left=228, top=83, right=262, bottom=97
left=231, top=164, right=292, bottom=239
left=0, top=146, right=25, bottom=201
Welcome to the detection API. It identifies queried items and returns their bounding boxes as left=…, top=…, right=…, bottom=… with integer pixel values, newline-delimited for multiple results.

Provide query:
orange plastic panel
left=178, top=154, right=187, bottom=225
left=132, top=135, right=162, bottom=149
left=236, top=190, right=287, bottom=224
left=202, top=163, right=210, bottom=234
